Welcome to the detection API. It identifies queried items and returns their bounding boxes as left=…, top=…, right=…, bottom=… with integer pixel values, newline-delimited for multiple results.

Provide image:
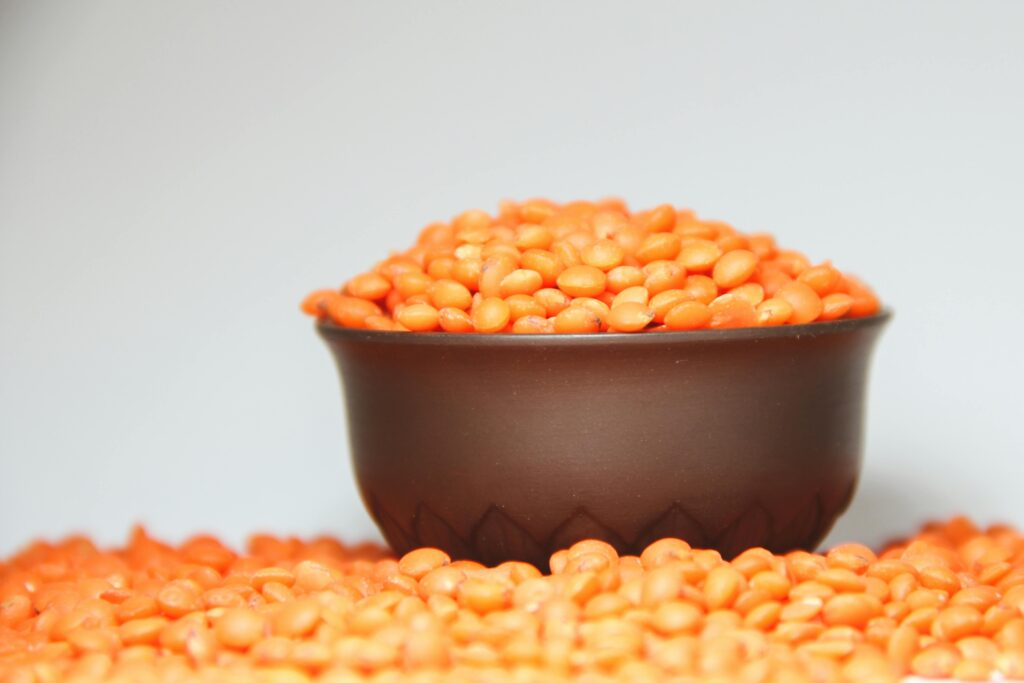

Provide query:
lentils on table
left=4, top=518, right=1024, bottom=682
left=302, top=199, right=880, bottom=333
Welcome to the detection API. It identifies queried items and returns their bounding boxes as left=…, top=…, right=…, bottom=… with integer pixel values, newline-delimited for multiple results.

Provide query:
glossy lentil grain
left=437, top=307, right=473, bottom=333
left=471, top=298, right=511, bottom=334
left=396, top=303, right=439, bottom=332
left=776, top=282, right=824, bottom=325
left=664, top=301, right=712, bottom=331
left=708, top=296, right=758, bottom=329
left=556, top=265, right=607, bottom=298
left=553, top=305, right=601, bottom=334
left=606, top=303, right=654, bottom=333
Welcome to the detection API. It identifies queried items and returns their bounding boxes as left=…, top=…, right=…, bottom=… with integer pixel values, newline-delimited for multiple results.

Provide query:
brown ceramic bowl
left=318, top=312, right=889, bottom=567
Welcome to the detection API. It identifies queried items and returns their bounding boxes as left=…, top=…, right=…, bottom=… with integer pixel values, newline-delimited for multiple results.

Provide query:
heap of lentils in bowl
left=302, top=199, right=880, bottom=334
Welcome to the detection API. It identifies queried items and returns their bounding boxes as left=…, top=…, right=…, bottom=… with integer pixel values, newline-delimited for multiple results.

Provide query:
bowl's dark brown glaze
left=318, top=313, right=890, bottom=567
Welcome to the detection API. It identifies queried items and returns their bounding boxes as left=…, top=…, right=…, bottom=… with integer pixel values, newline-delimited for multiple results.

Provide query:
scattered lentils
left=302, top=199, right=880, bottom=333
left=5, top=518, right=1024, bottom=681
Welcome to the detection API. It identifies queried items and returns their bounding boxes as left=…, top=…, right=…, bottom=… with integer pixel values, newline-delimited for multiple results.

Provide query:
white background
left=2, top=1, right=1022, bottom=557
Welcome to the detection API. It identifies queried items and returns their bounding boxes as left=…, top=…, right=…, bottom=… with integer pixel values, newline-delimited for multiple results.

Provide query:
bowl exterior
left=319, top=317, right=888, bottom=567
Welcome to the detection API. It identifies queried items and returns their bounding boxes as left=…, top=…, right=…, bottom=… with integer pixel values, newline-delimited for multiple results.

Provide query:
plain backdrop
left=2, top=1, right=1023, bottom=557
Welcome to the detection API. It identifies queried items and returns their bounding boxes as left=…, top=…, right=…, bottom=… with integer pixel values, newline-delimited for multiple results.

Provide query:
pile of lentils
left=302, top=199, right=880, bottom=334
left=4, top=518, right=1024, bottom=682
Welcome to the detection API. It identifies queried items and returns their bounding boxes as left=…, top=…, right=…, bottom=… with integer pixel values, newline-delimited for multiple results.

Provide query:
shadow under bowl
left=318, top=312, right=890, bottom=567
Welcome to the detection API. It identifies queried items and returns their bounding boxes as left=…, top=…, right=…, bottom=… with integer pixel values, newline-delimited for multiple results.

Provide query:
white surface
left=1, top=1, right=1023, bottom=556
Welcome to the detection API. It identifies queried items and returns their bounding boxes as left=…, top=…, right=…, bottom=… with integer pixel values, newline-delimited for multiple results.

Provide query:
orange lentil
left=643, top=261, right=688, bottom=295
left=552, top=241, right=581, bottom=268
left=911, top=643, right=962, bottom=677
left=581, top=239, right=626, bottom=271
left=650, top=601, right=703, bottom=635
left=640, top=538, right=691, bottom=568
left=607, top=302, right=654, bottom=333
left=456, top=578, right=509, bottom=614
left=428, top=279, right=472, bottom=310
left=116, top=594, right=159, bottom=622
left=393, top=270, right=433, bottom=299
left=396, top=303, right=439, bottom=332
left=156, top=580, right=201, bottom=618
left=399, top=548, right=450, bottom=580
left=712, top=249, right=758, bottom=289
left=951, top=585, right=1001, bottom=611
left=822, top=593, right=882, bottom=628
left=957, top=635, right=999, bottom=662
left=955, top=658, right=995, bottom=680
left=747, top=233, right=776, bottom=259
left=664, top=301, right=712, bottom=331
left=553, top=305, right=602, bottom=334
left=323, top=296, right=382, bottom=329
left=363, top=314, right=396, bottom=331
left=997, top=650, right=1024, bottom=678
left=271, top=599, right=320, bottom=638
left=118, top=616, right=168, bottom=646
left=776, top=281, right=823, bottom=325
left=780, top=596, right=824, bottom=622
left=556, top=265, right=607, bottom=298
left=636, top=233, right=681, bottom=264
left=890, top=572, right=918, bottom=602
left=704, top=566, right=744, bottom=610
left=300, top=288, right=341, bottom=317
left=920, top=565, right=961, bottom=594
left=434, top=307, right=471, bottom=333
left=471, top=297, right=511, bottom=333
left=996, top=618, right=1024, bottom=650
left=708, top=296, right=758, bottom=329
left=932, top=605, right=983, bottom=641
left=610, top=285, right=649, bottom=309
left=905, top=606, right=941, bottom=633
left=426, top=255, right=455, bottom=279
left=347, top=272, right=392, bottom=300
left=478, top=255, right=517, bottom=299
left=647, top=289, right=687, bottom=322
left=515, top=224, right=553, bottom=250
left=519, top=249, right=563, bottom=287
left=213, top=608, right=266, bottom=650
left=749, top=571, right=791, bottom=600
left=733, top=587, right=771, bottom=614
left=571, top=297, right=611, bottom=328
left=450, top=257, right=483, bottom=292
left=846, top=275, right=881, bottom=318
left=817, top=568, right=866, bottom=593
left=643, top=203, right=677, bottom=232
left=757, top=266, right=793, bottom=297
left=604, top=265, right=646, bottom=293
left=908, top=588, right=948, bottom=610
left=820, top=292, right=854, bottom=321
left=677, top=239, right=722, bottom=272
left=680, top=274, right=718, bottom=304
left=797, top=263, right=841, bottom=296
left=499, top=269, right=544, bottom=297
left=729, top=282, right=765, bottom=306
left=533, top=288, right=571, bottom=317
left=756, top=297, right=793, bottom=326
left=512, top=315, right=551, bottom=334
left=505, top=294, right=546, bottom=321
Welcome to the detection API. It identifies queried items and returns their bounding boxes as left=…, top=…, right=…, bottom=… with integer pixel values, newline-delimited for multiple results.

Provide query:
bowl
left=318, top=312, right=890, bottom=567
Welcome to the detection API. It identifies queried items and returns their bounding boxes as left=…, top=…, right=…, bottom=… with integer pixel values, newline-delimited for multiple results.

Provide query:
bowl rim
left=316, top=309, right=892, bottom=347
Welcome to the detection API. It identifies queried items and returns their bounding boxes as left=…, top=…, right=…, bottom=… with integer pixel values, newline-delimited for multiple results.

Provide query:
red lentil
left=303, top=200, right=880, bottom=333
